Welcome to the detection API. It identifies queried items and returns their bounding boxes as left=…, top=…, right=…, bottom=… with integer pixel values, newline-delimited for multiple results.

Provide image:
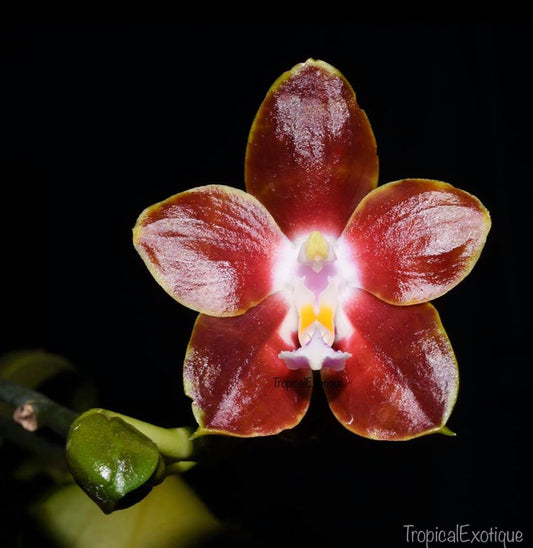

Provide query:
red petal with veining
left=341, top=179, right=491, bottom=305
left=183, top=293, right=312, bottom=437
left=133, top=184, right=290, bottom=317
left=245, top=59, right=378, bottom=240
left=322, top=289, right=458, bottom=440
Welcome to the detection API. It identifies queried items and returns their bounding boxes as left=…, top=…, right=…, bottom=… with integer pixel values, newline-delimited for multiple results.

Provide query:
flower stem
left=0, top=380, right=196, bottom=470
left=0, top=378, right=78, bottom=438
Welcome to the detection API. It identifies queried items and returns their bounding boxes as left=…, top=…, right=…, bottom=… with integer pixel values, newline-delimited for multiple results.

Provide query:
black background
left=1, top=20, right=530, bottom=547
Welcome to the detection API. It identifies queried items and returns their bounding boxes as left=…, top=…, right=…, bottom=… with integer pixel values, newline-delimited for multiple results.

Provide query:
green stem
left=0, top=380, right=196, bottom=467
left=0, top=378, right=78, bottom=438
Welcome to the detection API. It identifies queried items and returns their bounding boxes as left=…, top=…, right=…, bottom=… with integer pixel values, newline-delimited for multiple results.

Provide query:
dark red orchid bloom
left=134, top=60, right=490, bottom=441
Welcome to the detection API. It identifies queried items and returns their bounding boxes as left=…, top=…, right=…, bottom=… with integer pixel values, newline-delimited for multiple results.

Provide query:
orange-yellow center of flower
left=299, top=304, right=335, bottom=339
left=279, top=231, right=351, bottom=371
left=298, top=304, right=335, bottom=347
left=294, top=231, right=338, bottom=347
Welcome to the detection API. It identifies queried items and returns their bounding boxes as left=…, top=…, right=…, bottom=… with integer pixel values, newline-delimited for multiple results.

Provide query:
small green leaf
left=66, top=410, right=163, bottom=514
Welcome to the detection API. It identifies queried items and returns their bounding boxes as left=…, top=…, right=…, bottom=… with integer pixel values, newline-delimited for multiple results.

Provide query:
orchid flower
left=133, top=60, right=490, bottom=441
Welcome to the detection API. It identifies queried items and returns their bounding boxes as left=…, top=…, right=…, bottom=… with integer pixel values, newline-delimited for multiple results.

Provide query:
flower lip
left=279, top=329, right=351, bottom=371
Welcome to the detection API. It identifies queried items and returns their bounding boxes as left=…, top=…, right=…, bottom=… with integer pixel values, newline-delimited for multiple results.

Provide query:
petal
left=322, top=289, right=458, bottom=440
left=340, top=179, right=491, bottom=305
left=133, top=184, right=291, bottom=316
left=245, top=59, right=378, bottom=240
left=183, top=293, right=312, bottom=437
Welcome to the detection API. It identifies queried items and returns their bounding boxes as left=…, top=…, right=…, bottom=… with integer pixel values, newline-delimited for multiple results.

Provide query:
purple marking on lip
left=297, top=262, right=337, bottom=298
